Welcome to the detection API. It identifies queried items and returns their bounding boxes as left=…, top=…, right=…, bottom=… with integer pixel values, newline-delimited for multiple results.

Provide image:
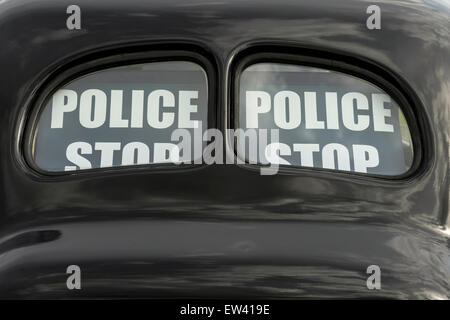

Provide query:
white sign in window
left=238, top=63, right=413, bottom=176
left=30, top=61, right=208, bottom=172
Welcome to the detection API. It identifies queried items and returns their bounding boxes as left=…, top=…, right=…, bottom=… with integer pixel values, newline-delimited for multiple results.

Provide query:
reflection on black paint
left=0, top=230, right=61, bottom=254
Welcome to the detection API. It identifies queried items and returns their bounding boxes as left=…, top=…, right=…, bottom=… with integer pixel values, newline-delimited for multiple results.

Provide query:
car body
left=0, top=0, right=448, bottom=299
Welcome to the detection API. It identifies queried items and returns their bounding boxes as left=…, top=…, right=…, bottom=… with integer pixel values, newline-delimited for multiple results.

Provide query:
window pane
left=31, top=61, right=208, bottom=172
left=238, top=63, right=414, bottom=176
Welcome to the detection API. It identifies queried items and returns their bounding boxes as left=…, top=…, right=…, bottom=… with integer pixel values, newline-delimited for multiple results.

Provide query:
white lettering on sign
left=264, top=143, right=380, bottom=173
left=179, top=91, right=200, bottom=129
left=244, top=89, right=399, bottom=173
left=293, top=144, right=320, bottom=167
left=44, top=84, right=404, bottom=175
left=305, top=91, right=325, bottom=129
left=63, top=141, right=180, bottom=171
left=245, top=90, right=394, bottom=132
left=64, top=142, right=92, bottom=171
left=79, top=89, right=107, bottom=128
left=341, top=92, right=370, bottom=131
left=246, top=91, right=271, bottom=128
left=372, top=93, right=394, bottom=132
left=51, top=89, right=77, bottom=128
left=147, top=89, right=175, bottom=129
left=50, top=89, right=200, bottom=130
left=273, top=91, right=301, bottom=129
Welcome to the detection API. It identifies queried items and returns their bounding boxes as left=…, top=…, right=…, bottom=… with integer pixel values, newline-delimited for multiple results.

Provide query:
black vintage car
left=0, top=0, right=448, bottom=299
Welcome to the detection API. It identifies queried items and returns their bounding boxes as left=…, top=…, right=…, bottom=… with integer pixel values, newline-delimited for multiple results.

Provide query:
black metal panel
left=0, top=0, right=448, bottom=298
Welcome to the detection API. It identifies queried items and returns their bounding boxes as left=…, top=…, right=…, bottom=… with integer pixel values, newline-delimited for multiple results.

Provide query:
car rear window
left=237, top=63, right=414, bottom=176
left=30, top=61, right=208, bottom=172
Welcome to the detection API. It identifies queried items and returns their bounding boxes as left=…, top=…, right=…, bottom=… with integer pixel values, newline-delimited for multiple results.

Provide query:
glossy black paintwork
left=0, top=0, right=448, bottom=298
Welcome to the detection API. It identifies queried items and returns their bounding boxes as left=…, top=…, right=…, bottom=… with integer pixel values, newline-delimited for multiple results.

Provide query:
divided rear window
left=236, top=63, right=414, bottom=176
left=27, top=55, right=415, bottom=178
